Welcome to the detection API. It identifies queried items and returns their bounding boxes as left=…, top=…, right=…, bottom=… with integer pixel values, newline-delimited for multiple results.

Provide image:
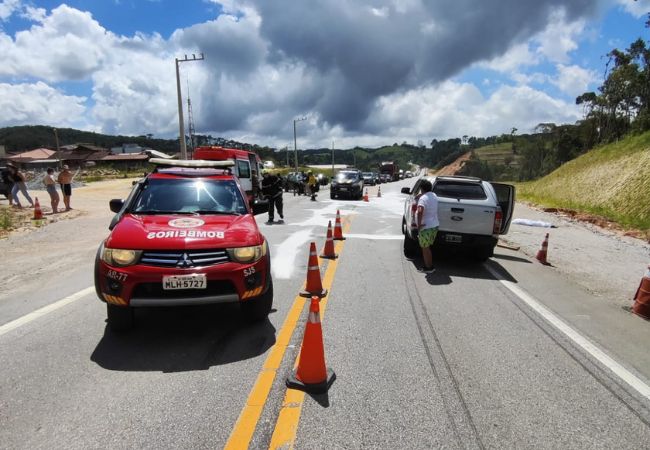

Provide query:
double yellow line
left=224, top=219, right=351, bottom=450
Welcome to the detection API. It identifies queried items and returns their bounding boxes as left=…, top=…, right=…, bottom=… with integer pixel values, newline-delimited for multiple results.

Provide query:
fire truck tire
left=242, top=279, right=273, bottom=322
left=107, top=304, right=134, bottom=332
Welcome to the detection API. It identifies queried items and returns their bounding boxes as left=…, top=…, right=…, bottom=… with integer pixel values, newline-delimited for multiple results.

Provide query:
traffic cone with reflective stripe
left=632, top=265, right=650, bottom=320
left=536, top=233, right=550, bottom=265
left=377, top=186, right=381, bottom=197
left=320, top=220, right=338, bottom=259
left=363, top=189, right=369, bottom=202
left=286, top=296, right=336, bottom=394
left=300, top=242, right=328, bottom=298
left=32, top=197, right=44, bottom=221
left=333, top=210, right=346, bottom=240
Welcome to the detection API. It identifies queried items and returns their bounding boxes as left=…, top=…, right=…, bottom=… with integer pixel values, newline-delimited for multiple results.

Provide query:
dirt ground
left=1, top=177, right=648, bottom=311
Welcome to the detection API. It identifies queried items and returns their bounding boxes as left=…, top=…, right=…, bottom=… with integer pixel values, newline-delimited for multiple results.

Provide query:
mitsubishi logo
left=177, top=253, right=194, bottom=268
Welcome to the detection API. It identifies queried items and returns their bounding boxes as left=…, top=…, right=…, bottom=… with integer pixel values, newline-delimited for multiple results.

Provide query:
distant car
left=283, top=172, right=306, bottom=194
left=330, top=170, right=364, bottom=200
left=362, top=172, right=377, bottom=186
left=380, top=173, right=391, bottom=183
left=404, top=171, right=413, bottom=178
left=317, top=173, right=329, bottom=186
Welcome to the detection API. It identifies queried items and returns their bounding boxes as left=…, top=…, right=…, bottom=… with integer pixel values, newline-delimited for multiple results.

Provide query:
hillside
left=516, top=131, right=650, bottom=232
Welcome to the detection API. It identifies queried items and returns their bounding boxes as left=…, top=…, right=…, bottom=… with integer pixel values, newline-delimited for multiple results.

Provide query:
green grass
left=516, top=131, right=650, bottom=231
left=0, top=208, right=13, bottom=230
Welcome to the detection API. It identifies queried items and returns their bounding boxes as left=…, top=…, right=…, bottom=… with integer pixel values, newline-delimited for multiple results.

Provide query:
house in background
left=7, top=148, right=59, bottom=168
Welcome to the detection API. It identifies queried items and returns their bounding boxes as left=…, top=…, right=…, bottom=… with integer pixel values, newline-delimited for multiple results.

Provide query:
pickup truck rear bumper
left=410, top=228, right=497, bottom=249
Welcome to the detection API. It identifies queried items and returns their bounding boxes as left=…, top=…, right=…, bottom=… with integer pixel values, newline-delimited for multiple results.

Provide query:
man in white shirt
left=416, top=179, right=439, bottom=273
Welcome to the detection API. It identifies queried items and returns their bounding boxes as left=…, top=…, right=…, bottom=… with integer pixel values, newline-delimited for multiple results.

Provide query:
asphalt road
left=1, top=177, right=649, bottom=449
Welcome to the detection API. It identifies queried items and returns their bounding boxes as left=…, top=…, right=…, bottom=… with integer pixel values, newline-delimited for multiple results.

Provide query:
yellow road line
left=224, top=218, right=352, bottom=450
left=268, top=233, right=347, bottom=450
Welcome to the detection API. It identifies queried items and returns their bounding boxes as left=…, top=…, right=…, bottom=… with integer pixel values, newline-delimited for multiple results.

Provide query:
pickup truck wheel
left=473, top=246, right=494, bottom=262
left=403, top=234, right=419, bottom=260
left=106, top=304, right=134, bottom=332
left=242, top=279, right=273, bottom=322
left=330, top=192, right=336, bottom=199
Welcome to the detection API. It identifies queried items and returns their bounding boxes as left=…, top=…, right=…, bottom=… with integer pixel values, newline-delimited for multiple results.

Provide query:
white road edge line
left=485, top=265, right=650, bottom=401
left=0, top=286, right=95, bottom=337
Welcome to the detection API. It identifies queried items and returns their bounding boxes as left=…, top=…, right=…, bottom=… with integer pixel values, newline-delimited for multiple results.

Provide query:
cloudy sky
left=0, top=0, right=649, bottom=149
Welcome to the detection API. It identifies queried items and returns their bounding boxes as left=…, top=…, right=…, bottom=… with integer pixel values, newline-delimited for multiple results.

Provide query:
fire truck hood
left=105, top=213, right=262, bottom=250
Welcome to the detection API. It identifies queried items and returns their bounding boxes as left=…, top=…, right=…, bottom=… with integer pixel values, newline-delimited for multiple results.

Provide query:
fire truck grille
left=140, top=249, right=229, bottom=268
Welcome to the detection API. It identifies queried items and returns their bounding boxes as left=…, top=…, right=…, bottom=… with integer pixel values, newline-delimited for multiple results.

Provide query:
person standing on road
left=307, top=171, right=317, bottom=201
left=43, top=167, right=60, bottom=213
left=261, top=171, right=283, bottom=224
left=57, top=165, right=73, bottom=211
left=416, top=179, right=439, bottom=273
left=8, top=164, right=34, bottom=208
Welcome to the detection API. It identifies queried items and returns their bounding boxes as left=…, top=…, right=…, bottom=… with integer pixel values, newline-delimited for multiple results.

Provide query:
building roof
left=8, top=148, right=56, bottom=162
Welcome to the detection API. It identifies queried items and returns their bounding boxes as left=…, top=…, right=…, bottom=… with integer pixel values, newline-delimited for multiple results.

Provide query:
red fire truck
left=193, top=146, right=264, bottom=201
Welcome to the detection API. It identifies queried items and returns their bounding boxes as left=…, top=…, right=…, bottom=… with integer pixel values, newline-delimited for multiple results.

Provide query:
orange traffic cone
left=333, top=209, right=346, bottom=241
left=536, top=233, right=549, bottom=265
left=632, top=265, right=650, bottom=320
left=33, top=197, right=43, bottom=220
left=300, top=242, right=328, bottom=298
left=363, top=189, right=369, bottom=202
left=320, top=221, right=338, bottom=259
left=377, top=186, right=381, bottom=197
left=286, top=296, right=336, bottom=394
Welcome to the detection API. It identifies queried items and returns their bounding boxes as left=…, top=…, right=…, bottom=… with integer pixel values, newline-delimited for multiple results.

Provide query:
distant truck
left=380, top=161, right=399, bottom=182
left=193, top=146, right=264, bottom=201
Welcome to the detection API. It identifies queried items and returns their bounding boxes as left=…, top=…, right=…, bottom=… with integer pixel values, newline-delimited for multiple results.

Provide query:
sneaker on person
left=265, top=220, right=274, bottom=225
left=417, top=266, right=435, bottom=274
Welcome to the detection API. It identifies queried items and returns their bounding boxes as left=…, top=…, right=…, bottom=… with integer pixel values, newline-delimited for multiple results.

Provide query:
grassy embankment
left=516, top=131, right=650, bottom=232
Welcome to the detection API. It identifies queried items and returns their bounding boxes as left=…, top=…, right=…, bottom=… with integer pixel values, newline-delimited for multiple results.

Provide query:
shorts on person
left=61, top=184, right=72, bottom=196
left=418, top=227, right=438, bottom=248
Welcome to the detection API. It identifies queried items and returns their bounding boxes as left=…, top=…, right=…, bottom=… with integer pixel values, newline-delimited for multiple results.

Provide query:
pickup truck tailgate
left=438, top=198, right=496, bottom=236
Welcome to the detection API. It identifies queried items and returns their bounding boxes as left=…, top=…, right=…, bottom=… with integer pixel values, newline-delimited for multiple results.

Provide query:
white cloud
left=551, top=64, right=598, bottom=97
left=480, top=43, right=540, bottom=72
left=535, top=10, right=586, bottom=63
left=0, top=81, right=87, bottom=127
left=0, top=0, right=21, bottom=21
left=0, top=5, right=110, bottom=82
left=616, top=0, right=650, bottom=17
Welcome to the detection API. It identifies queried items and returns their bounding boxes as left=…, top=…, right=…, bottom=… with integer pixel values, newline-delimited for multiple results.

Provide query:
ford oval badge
left=451, top=216, right=463, bottom=221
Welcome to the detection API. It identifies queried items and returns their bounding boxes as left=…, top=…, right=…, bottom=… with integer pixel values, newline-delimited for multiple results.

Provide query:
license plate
left=445, top=234, right=462, bottom=243
left=339, top=187, right=347, bottom=191
left=163, top=274, right=207, bottom=290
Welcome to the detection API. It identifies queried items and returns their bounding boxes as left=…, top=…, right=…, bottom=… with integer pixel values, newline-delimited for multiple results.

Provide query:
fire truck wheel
left=242, top=279, right=273, bottom=322
left=107, top=304, right=134, bottom=332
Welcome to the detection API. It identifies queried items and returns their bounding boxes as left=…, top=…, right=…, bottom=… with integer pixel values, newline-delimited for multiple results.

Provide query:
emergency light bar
left=149, top=158, right=235, bottom=168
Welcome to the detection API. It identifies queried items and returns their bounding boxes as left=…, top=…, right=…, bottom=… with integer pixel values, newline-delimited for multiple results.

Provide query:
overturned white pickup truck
left=401, top=176, right=515, bottom=261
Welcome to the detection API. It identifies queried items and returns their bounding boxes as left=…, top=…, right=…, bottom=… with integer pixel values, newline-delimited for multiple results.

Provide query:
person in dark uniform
left=1, top=165, right=14, bottom=205
left=261, top=171, right=284, bottom=224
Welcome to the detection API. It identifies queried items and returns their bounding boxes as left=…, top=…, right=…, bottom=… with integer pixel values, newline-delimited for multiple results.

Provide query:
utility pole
left=331, top=140, right=334, bottom=174
left=175, top=53, right=204, bottom=159
left=293, top=116, right=306, bottom=171
left=53, top=128, right=60, bottom=168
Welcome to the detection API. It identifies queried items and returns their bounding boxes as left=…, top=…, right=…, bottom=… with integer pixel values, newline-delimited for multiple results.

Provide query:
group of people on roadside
left=249, top=169, right=320, bottom=225
left=1, top=163, right=74, bottom=213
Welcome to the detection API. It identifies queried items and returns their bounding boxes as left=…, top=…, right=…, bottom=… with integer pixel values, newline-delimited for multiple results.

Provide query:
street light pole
left=293, top=116, right=306, bottom=171
left=175, top=53, right=204, bottom=159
